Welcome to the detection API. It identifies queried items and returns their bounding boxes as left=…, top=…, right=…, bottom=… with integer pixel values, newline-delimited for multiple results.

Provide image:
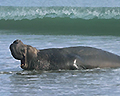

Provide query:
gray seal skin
left=10, top=39, right=120, bottom=70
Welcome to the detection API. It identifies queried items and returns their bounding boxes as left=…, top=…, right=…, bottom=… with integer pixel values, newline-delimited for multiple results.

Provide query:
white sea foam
left=0, top=7, right=120, bottom=20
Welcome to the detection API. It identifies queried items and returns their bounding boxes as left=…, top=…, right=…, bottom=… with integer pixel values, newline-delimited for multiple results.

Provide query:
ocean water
left=1, top=0, right=120, bottom=96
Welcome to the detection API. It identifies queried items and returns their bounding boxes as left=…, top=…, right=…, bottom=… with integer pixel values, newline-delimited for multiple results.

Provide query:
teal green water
left=1, top=7, right=120, bottom=35
left=0, top=18, right=120, bottom=35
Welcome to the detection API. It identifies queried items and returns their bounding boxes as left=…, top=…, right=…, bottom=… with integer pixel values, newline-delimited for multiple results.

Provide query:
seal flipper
left=69, top=55, right=87, bottom=70
left=72, top=58, right=87, bottom=70
left=72, top=56, right=97, bottom=69
left=73, top=59, right=79, bottom=69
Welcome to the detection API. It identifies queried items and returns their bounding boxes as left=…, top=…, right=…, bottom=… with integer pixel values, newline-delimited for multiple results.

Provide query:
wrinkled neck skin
left=21, top=45, right=38, bottom=70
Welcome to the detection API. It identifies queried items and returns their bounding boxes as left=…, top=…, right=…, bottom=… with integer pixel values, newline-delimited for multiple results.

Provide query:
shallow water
left=1, top=34, right=120, bottom=96
left=1, top=69, right=120, bottom=96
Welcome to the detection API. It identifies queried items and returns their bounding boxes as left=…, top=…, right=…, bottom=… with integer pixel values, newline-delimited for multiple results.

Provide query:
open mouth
left=21, top=56, right=25, bottom=67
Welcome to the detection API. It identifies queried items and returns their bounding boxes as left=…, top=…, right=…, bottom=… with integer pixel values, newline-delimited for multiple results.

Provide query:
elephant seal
left=10, top=39, right=120, bottom=70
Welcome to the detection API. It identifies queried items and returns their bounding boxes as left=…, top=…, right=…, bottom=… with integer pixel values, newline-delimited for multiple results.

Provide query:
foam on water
left=0, top=7, right=120, bottom=20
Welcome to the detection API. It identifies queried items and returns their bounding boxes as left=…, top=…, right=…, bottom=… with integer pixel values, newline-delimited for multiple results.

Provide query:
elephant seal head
left=10, top=40, right=38, bottom=70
